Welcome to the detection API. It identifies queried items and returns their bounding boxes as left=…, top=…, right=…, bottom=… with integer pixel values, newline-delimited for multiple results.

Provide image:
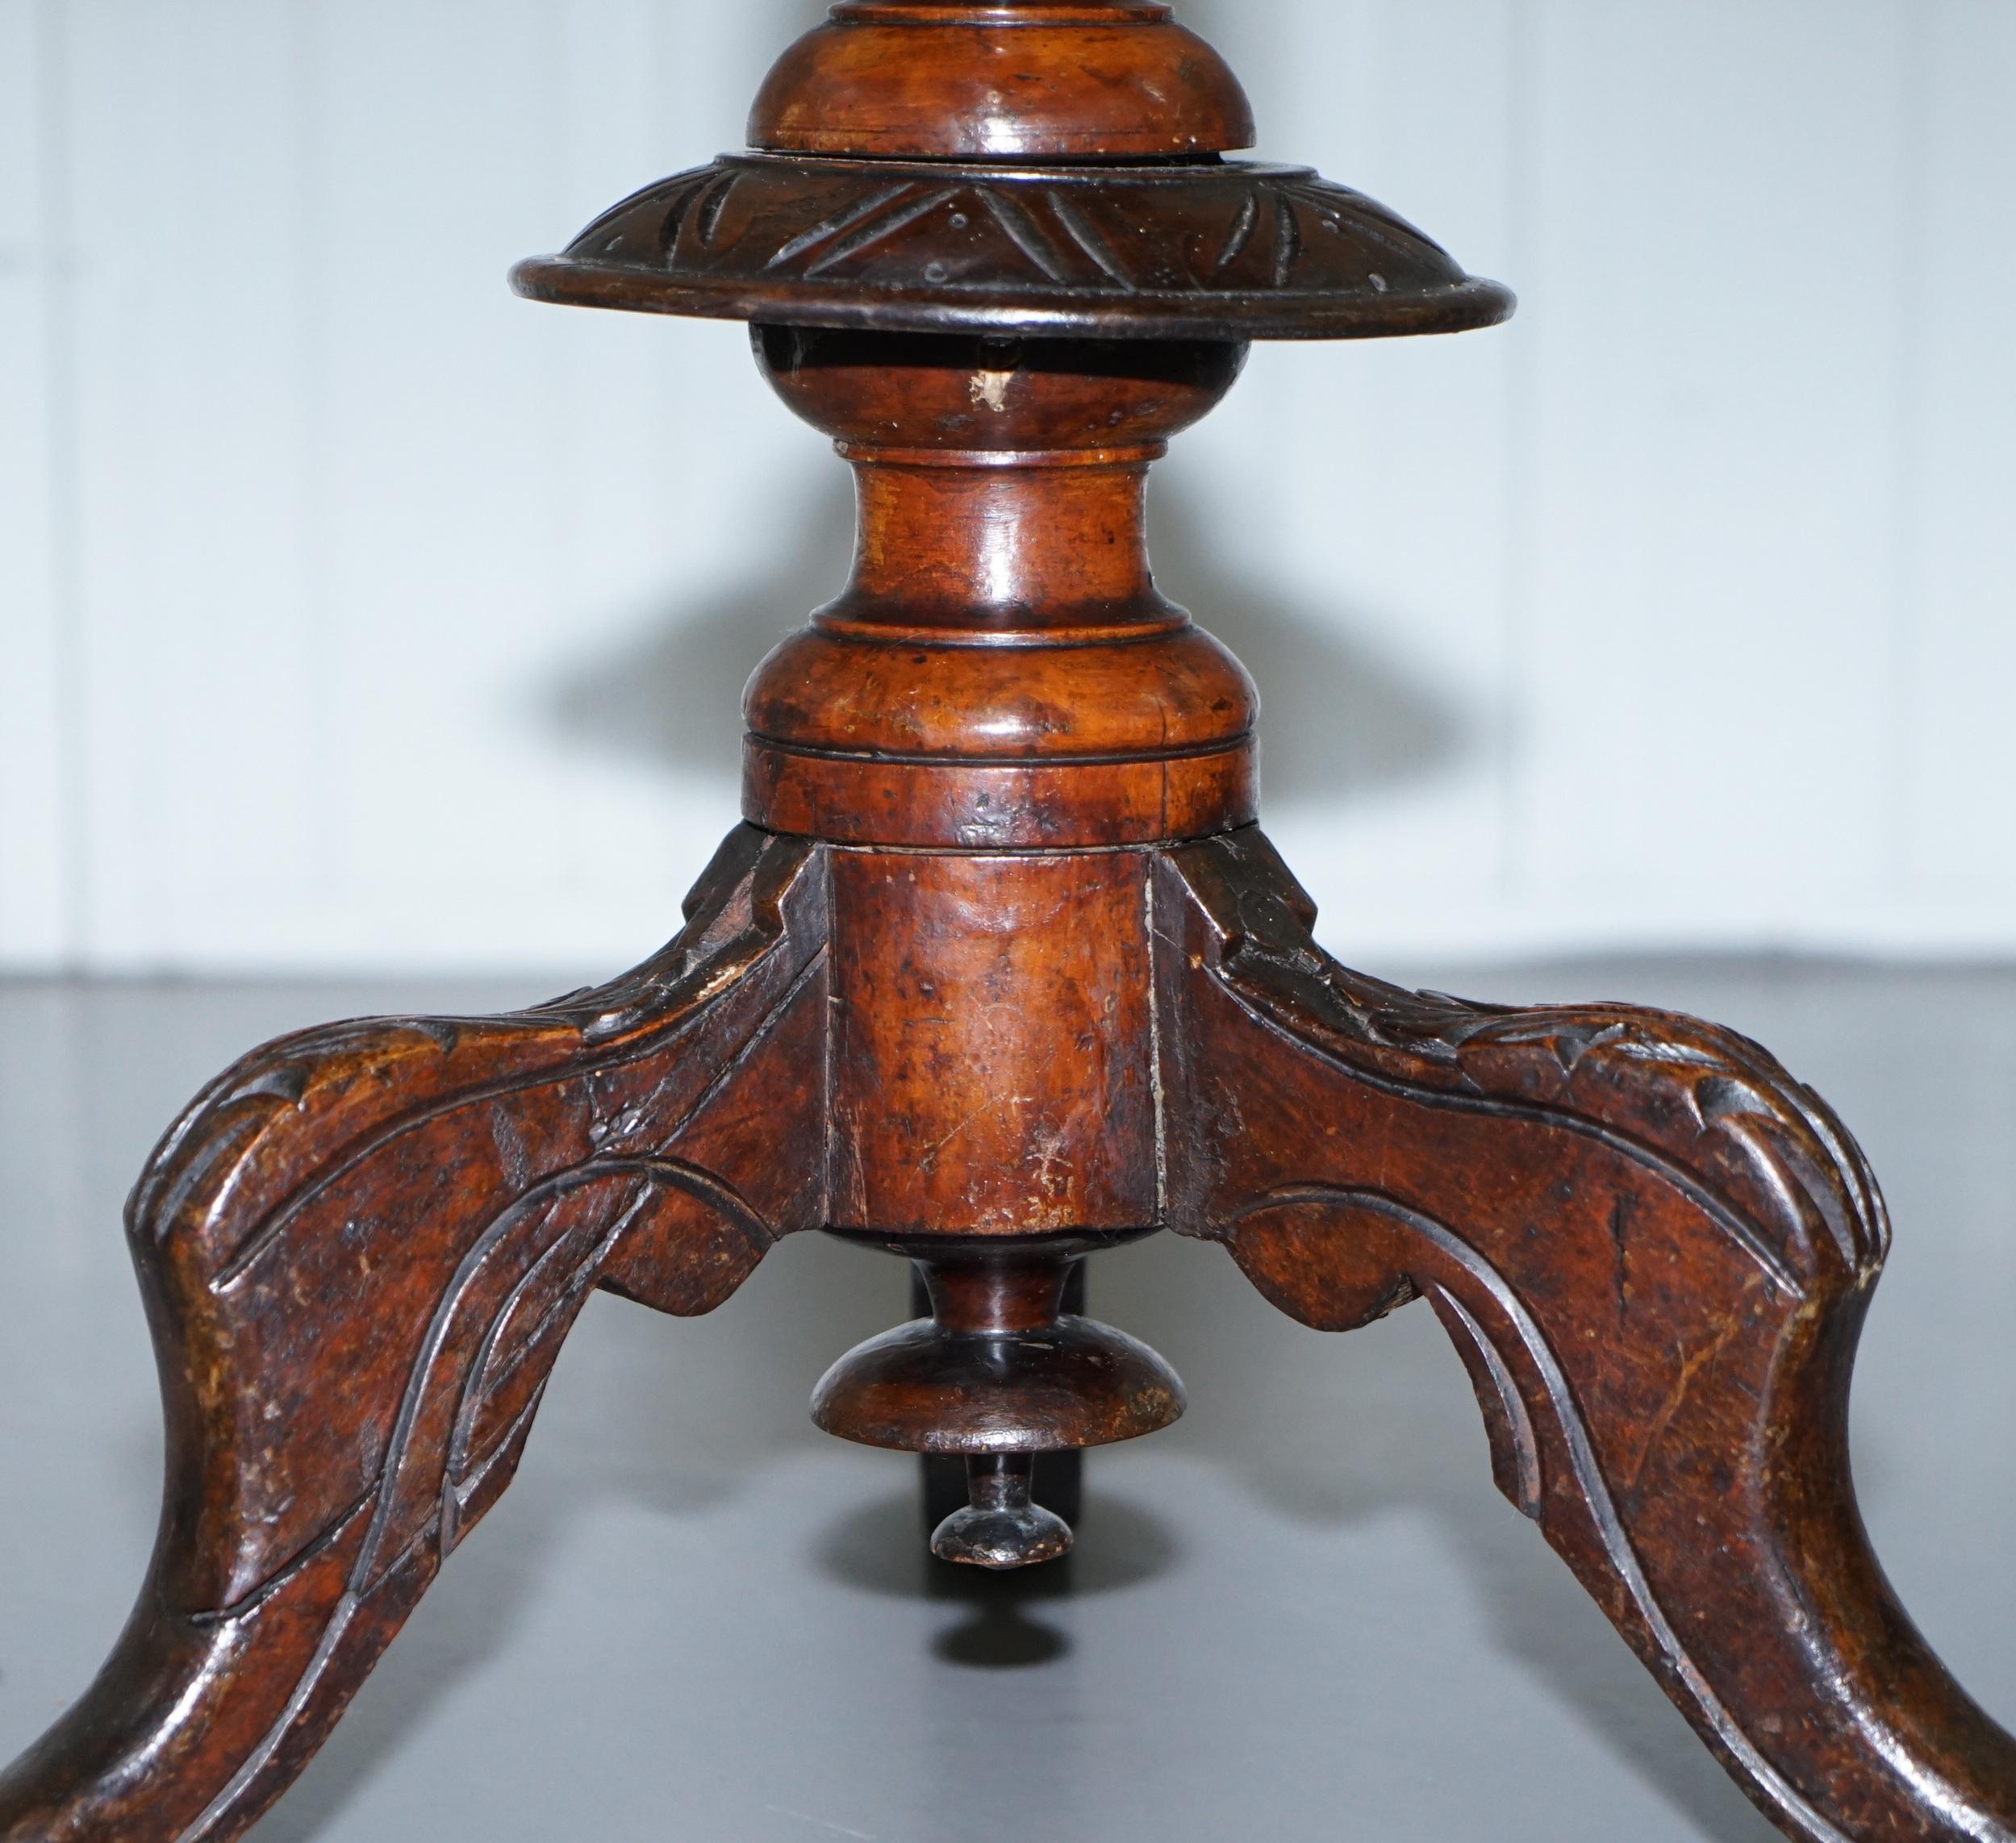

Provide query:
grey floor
left=2, top=958, right=2014, bottom=1842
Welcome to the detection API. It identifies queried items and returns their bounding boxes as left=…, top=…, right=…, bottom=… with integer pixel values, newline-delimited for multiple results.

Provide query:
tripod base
left=1, top=823, right=2011, bottom=1843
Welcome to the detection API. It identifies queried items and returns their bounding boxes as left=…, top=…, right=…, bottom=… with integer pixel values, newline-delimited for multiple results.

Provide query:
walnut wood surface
left=741, top=328, right=1259, bottom=849
left=749, top=0, right=1254, bottom=161
left=828, top=850, right=1158, bottom=1232
left=6, top=0, right=2010, bottom=1833
left=0, top=828, right=829, bottom=1842
left=510, top=0, right=1516, bottom=344
left=511, top=156, right=1515, bottom=342
left=17, top=816, right=2009, bottom=1838
left=916, top=1261, right=1090, bottom=1530
left=812, top=1232, right=1183, bottom=1455
left=1152, top=828, right=2016, bottom=1843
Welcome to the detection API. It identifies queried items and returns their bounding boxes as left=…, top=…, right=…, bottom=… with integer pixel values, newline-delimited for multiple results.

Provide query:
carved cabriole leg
left=1152, top=828, right=2016, bottom=1843
left=0, top=825, right=829, bottom=1843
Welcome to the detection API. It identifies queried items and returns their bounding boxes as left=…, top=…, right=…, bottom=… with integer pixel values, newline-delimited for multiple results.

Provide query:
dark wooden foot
left=0, top=826, right=829, bottom=1843
left=1154, top=828, right=2016, bottom=1843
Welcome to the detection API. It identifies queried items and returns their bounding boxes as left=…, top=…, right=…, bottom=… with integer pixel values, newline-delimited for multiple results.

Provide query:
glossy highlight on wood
left=749, top=0, right=1254, bottom=161
left=4, top=0, right=2011, bottom=1837
left=510, top=158, right=1515, bottom=341
left=1151, top=828, right=2016, bottom=1842
left=812, top=1230, right=1183, bottom=1460
left=742, top=327, right=1260, bottom=849
left=0, top=826, right=829, bottom=1841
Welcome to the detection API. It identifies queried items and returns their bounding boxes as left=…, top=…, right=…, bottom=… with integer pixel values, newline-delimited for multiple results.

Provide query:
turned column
left=741, top=327, right=1250, bottom=1561
left=742, top=327, right=1256, bottom=857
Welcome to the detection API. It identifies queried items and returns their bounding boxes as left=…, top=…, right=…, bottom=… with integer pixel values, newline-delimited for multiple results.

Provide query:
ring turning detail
left=3, top=2, right=2010, bottom=1840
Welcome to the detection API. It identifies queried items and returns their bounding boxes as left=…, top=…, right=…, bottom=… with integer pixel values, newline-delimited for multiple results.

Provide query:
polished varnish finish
left=741, top=327, right=1258, bottom=852
left=5, top=1, right=2013, bottom=1839
left=812, top=1230, right=1183, bottom=1461
left=1151, top=830, right=2016, bottom=1842
left=508, top=160, right=1515, bottom=340
left=748, top=0, right=1255, bottom=161
left=828, top=850, right=1158, bottom=1232
left=0, top=825, right=831, bottom=1843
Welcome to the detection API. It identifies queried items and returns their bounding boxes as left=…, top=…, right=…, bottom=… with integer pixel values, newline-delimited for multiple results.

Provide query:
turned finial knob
left=932, top=1454, right=1074, bottom=1570
left=810, top=1234, right=1184, bottom=1567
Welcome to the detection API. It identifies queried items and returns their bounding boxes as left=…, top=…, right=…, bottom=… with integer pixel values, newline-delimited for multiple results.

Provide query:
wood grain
left=749, top=0, right=1254, bottom=161
left=1152, top=827, right=2016, bottom=1842
left=6, top=0, right=2013, bottom=1834
left=512, top=153, right=1514, bottom=340
left=0, top=827, right=829, bottom=1841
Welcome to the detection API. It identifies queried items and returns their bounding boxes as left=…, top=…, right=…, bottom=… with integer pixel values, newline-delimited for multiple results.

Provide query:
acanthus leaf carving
left=0, top=827, right=833, bottom=1843
left=1153, top=830, right=2013, bottom=1843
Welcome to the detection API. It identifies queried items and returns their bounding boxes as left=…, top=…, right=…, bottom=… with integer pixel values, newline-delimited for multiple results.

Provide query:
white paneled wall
left=2, top=0, right=2012, bottom=974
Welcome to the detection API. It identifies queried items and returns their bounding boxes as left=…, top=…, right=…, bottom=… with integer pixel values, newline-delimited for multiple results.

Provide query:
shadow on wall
left=1146, top=481, right=1466, bottom=808
left=549, top=472, right=854, bottom=783
left=547, top=469, right=1468, bottom=811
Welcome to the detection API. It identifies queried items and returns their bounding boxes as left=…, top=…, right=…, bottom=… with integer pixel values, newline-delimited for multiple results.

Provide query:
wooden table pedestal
left=3, top=5, right=2013, bottom=1839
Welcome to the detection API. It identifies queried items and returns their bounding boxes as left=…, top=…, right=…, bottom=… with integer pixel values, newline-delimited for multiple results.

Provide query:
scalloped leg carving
left=1154, top=828, right=2016, bottom=1843
left=0, top=824, right=831, bottom=1843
